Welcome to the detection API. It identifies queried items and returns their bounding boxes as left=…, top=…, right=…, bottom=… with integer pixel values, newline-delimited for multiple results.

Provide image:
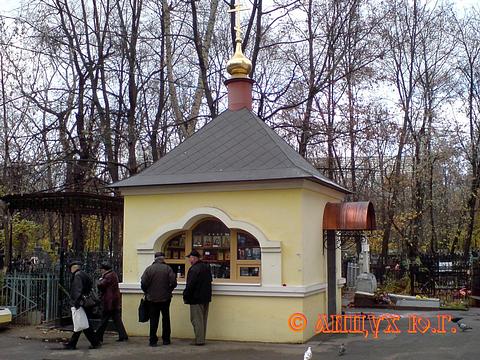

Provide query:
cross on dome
left=226, top=0, right=252, bottom=79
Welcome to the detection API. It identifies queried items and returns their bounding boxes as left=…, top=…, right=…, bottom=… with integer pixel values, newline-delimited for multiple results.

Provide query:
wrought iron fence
left=0, top=272, right=59, bottom=324
left=370, top=254, right=472, bottom=301
left=414, top=254, right=470, bottom=298
left=62, top=252, right=122, bottom=282
left=0, top=251, right=122, bottom=324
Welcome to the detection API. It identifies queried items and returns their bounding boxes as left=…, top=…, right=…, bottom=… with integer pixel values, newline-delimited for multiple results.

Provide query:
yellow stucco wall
left=122, top=291, right=327, bottom=343
left=122, top=293, right=308, bottom=343
left=123, top=188, right=303, bottom=284
left=301, top=291, right=327, bottom=341
left=300, top=187, right=345, bottom=322
left=121, top=182, right=345, bottom=343
left=300, top=188, right=344, bottom=285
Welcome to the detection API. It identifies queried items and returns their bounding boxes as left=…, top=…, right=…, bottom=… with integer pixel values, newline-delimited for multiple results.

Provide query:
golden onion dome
left=226, top=40, right=252, bottom=78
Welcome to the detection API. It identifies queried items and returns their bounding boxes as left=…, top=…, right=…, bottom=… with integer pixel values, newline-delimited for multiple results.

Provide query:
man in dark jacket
left=183, top=250, right=212, bottom=346
left=64, top=260, right=101, bottom=350
left=141, top=252, right=177, bottom=346
left=95, top=263, right=128, bottom=343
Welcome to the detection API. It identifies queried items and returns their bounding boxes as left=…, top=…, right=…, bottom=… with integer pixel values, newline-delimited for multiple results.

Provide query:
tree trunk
left=190, top=0, right=218, bottom=121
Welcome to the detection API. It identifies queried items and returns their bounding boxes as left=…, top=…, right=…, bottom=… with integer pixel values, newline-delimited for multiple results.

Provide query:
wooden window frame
left=163, top=219, right=261, bottom=284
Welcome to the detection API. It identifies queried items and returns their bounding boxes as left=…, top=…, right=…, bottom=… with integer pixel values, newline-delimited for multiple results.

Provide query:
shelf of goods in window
left=165, top=249, right=185, bottom=259
left=193, top=235, right=203, bottom=248
left=193, top=233, right=230, bottom=248
left=168, top=234, right=186, bottom=248
left=237, top=247, right=260, bottom=260
left=199, top=246, right=230, bottom=250
left=237, top=232, right=257, bottom=247
left=204, top=234, right=213, bottom=247
left=216, top=250, right=230, bottom=261
left=209, top=263, right=230, bottom=279
left=201, top=250, right=229, bottom=261
left=211, top=234, right=222, bottom=247
left=239, top=266, right=260, bottom=277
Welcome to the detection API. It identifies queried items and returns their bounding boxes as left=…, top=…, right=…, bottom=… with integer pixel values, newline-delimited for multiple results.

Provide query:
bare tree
left=453, top=7, right=480, bottom=258
left=378, top=0, right=420, bottom=266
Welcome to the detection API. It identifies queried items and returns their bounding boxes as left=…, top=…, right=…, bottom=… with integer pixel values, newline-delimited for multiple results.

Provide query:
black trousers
left=96, top=309, right=128, bottom=342
left=148, top=300, right=171, bottom=345
left=68, top=316, right=99, bottom=348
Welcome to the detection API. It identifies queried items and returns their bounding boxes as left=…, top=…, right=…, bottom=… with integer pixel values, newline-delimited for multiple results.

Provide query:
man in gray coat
left=141, top=252, right=177, bottom=346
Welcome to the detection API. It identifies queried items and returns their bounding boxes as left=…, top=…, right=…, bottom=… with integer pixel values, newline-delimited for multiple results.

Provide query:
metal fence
left=0, top=272, right=60, bottom=324
left=370, top=254, right=472, bottom=300
left=61, top=252, right=123, bottom=282
left=415, top=254, right=470, bottom=298
left=346, top=261, right=360, bottom=289
left=0, top=251, right=122, bottom=325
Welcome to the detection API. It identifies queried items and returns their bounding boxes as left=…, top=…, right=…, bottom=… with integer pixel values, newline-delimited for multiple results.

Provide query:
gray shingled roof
left=111, top=109, right=349, bottom=193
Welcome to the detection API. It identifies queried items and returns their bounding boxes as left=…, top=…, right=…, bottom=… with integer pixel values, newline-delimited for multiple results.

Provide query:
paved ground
left=0, top=308, right=479, bottom=360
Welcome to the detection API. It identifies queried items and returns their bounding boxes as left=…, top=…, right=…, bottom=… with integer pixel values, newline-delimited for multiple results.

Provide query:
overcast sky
left=0, top=0, right=17, bottom=14
left=1, top=0, right=479, bottom=15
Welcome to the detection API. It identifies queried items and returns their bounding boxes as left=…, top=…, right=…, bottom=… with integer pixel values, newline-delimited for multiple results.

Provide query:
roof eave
left=109, top=176, right=351, bottom=195
left=306, top=177, right=352, bottom=194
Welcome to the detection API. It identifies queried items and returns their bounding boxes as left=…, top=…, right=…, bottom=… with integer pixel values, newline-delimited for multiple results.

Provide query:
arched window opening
left=163, top=218, right=261, bottom=283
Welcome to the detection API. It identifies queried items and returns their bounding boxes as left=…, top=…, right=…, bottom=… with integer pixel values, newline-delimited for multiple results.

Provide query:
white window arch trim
left=136, top=207, right=282, bottom=286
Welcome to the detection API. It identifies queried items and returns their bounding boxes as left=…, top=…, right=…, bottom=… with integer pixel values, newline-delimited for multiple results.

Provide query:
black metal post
left=7, top=214, right=13, bottom=272
left=58, top=213, right=66, bottom=320
left=327, top=230, right=337, bottom=316
left=109, top=214, right=113, bottom=257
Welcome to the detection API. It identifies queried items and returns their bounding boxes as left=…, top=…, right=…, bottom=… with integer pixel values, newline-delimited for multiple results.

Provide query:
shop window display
left=163, top=219, right=261, bottom=283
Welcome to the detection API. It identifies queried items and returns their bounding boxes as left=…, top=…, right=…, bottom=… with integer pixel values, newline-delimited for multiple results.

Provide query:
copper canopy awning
left=323, top=201, right=376, bottom=231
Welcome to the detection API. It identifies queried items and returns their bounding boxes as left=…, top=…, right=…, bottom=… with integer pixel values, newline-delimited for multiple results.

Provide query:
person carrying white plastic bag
left=61, top=260, right=101, bottom=350
left=71, top=306, right=89, bottom=332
